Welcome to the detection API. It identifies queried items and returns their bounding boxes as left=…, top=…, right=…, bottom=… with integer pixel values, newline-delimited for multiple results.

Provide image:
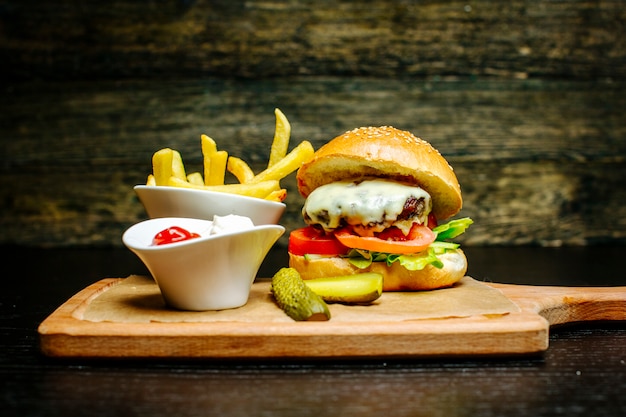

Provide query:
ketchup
left=152, top=226, right=200, bottom=245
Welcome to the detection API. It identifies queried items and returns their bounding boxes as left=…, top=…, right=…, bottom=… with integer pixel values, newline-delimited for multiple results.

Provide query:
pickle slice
left=304, top=273, right=383, bottom=304
left=271, top=268, right=331, bottom=321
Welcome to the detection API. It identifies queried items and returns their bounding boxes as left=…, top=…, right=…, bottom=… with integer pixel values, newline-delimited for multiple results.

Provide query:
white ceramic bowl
left=122, top=216, right=285, bottom=311
left=134, top=185, right=286, bottom=225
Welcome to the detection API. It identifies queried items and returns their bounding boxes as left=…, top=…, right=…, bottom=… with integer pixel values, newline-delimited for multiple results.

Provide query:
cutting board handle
left=492, top=284, right=626, bottom=326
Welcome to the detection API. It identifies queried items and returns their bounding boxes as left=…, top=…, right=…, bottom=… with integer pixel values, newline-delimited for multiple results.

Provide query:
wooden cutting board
left=38, top=276, right=626, bottom=360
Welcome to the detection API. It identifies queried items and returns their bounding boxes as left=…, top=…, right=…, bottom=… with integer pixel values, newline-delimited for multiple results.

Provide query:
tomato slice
left=289, top=226, right=351, bottom=256
left=335, top=225, right=436, bottom=254
left=376, top=223, right=425, bottom=241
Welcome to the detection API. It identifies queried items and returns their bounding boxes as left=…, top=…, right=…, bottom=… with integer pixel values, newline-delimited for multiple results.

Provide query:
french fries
left=145, top=109, right=312, bottom=202
left=268, top=108, right=291, bottom=168
left=201, top=135, right=226, bottom=186
left=207, top=150, right=228, bottom=186
left=171, top=150, right=187, bottom=181
left=186, top=172, right=204, bottom=185
left=227, top=156, right=255, bottom=183
left=152, top=148, right=174, bottom=186
left=251, top=140, right=314, bottom=184
left=266, top=189, right=287, bottom=202
left=152, top=148, right=186, bottom=185
left=168, top=177, right=282, bottom=199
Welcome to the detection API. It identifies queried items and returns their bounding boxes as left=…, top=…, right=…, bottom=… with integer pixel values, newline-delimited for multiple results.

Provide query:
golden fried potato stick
left=268, top=108, right=291, bottom=168
left=206, top=150, right=228, bottom=185
left=201, top=134, right=217, bottom=154
left=152, top=148, right=174, bottom=186
left=171, top=150, right=187, bottom=181
left=148, top=111, right=311, bottom=202
left=201, top=134, right=218, bottom=184
left=252, top=140, right=314, bottom=184
left=227, top=156, right=255, bottom=183
left=186, top=172, right=204, bottom=185
left=265, top=189, right=287, bottom=202
left=168, top=177, right=281, bottom=198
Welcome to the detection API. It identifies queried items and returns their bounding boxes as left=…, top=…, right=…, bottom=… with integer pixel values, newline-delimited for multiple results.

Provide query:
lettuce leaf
left=388, top=249, right=444, bottom=270
left=433, top=217, right=473, bottom=241
left=345, top=217, right=472, bottom=271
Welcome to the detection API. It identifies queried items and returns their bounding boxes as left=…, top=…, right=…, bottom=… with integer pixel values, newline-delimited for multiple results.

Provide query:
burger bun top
left=297, top=126, right=463, bottom=220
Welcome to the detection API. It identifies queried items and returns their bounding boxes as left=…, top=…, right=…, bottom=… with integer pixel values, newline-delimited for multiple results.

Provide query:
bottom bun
left=288, top=250, right=468, bottom=291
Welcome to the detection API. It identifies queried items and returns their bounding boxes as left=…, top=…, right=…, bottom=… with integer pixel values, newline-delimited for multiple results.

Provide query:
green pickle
left=303, top=272, right=383, bottom=304
left=271, top=268, right=331, bottom=321
left=271, top=269, right=384, bottom=321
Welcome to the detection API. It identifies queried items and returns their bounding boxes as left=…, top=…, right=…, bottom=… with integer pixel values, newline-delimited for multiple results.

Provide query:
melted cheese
left=302, top=179, right=432, bottom=234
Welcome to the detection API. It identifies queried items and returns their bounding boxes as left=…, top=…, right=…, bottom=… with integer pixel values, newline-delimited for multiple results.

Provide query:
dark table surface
left=2, top=245, right=625, bottom=417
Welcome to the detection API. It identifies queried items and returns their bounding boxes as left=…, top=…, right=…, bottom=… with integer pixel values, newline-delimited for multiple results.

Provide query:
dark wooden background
left=1, top=0, right=625, bottom=249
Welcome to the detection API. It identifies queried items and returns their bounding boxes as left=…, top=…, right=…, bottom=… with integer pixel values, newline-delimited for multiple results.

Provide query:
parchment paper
left=80, top=275, right=520, bottom=323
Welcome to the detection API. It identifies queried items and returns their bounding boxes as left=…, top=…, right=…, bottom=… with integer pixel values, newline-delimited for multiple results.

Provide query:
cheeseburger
left=288, top=126, right=473, bottom=291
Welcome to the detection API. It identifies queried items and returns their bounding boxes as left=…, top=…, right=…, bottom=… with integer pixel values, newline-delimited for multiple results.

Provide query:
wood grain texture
left=1, top=0, right=624, bottom=80
left=37, top=277, right=626, bottom=359
left=6, top=246, right=626, bottom=417
left=1, top=0, right=625, bottom=248
left=2, top=78, right=624, bottom=247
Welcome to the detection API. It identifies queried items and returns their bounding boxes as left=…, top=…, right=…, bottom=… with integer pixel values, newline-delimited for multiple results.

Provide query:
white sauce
left=302, top=179, right=431, bottom=234
left=209, top=214, right=255, bottom=235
